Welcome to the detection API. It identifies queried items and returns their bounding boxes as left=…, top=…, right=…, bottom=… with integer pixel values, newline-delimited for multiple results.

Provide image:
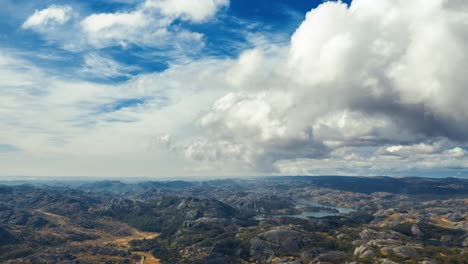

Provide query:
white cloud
left=226, top=49, right=264, bottom=87
left=78, top=0, right=228, bottom=49
left=79, top=0, right=228, bottom=49
left=145, top=0, right=229, bottom=22
left=445, top=147, right=466, bottom=158
left=312, top=111, right=407, bottom=148
left=81, top=11, right=149, bottom=38
left=0, top=49, right=242, bottom=177
left=82, top=53, right=139, bottom=78
left=21, top=0, right=228, bottom=51
left=188, top=0, right=468, bottom=173
left=200, top=92, right=292, bottom=142
left=22, top=5, right=72, bottom=29
left=8, top=0, right=468, bottom=177
left=381, top=142, right=447, bottom=157
left=185, top=139, right=242, bottom=161
left=80, top=10, right=172, bottom=48
left=274, top=143, right=468, bottom=176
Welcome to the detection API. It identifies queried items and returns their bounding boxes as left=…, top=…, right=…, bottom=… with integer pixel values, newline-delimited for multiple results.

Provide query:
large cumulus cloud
left=188, top=0, right=468, bottom=174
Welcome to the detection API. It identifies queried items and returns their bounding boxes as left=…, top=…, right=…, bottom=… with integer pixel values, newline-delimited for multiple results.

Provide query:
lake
left=286, top=201, right=356, bottom=218
left=256, top=201, right=356, bottom=220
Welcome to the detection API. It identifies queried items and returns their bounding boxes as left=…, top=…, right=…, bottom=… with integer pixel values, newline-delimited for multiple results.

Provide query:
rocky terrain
left=0, top=176, right=467, bottom=263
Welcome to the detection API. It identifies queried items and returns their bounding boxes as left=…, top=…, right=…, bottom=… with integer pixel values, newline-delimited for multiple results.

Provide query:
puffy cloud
left=22, top=0, right=228, bottom=50
left=445, top=147, right=466, bottom=158
left=287, top=0, right=468, bottom=134
left=81, top=11, right=151, bottom=47
left=225, top=49, right=264, bottom=87
left=312, top=111, right=409, bottom=148
left=188, top=0, right=468, bottom=174
left=22, top=5, right=72, bottom=29
left=80, top=8, right=202, bottom=49
left=200, top=92, right=291, bottom=143
left=80, top=0, right=229, bottom=48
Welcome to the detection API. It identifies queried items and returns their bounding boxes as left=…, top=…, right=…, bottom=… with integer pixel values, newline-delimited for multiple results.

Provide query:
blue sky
left=1, top=0, right=329, bottom=81
left=0, top=0, right=467, bottom=178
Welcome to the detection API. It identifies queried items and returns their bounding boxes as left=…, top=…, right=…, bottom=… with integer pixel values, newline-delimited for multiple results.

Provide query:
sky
left=1, top=0, right=468, bottom=178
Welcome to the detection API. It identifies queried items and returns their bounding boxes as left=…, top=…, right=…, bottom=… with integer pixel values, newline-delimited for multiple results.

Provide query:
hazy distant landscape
left=0, top=176, right=467, bottom=263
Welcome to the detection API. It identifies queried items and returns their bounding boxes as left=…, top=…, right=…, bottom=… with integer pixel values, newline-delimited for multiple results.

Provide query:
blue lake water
left=287, top=201, right=356, bottom=218
left=256, top=201, right=356, bottom=219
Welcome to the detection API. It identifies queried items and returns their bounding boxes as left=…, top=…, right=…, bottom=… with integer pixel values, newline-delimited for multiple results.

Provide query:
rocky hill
left=0, top=176, right=466, bottom=263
